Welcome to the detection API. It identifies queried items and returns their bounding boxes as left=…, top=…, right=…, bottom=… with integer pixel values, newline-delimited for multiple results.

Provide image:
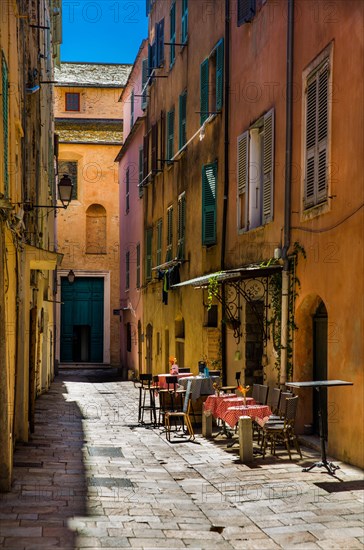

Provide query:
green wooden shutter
left=2, top=54, right=9, bottom=197
left=179, top=92, right=187, bottom=149
left=237, top=131, right=249, bottom=231
left=170, top=3, right=176, bottom=67
left=156, top=218, right=163, bottom=266
left=200, top=59, right=209, bottom=125
left=177, top=192, right=186, bottom=259
left=136, top=243, right=140, bottom=289
left=202, top=162, right=217, bottom=245
left=141, top=58, right=148, bottom=109
left=166, top=206, right=173, bottom=261
left=145, top=228, right=153, bottom=280
left=167, top=110, right=174, bottom=160
left=151, top=123, right=158, bottom=172
left=181, top=0, right=188, bottom=44
left=215, top=39, right=224, bottom=112
left=262, top=109, right=274, bottom=224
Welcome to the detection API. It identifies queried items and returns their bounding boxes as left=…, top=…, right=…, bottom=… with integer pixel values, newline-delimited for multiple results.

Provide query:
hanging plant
left=207, top=273, right=220, bottom=310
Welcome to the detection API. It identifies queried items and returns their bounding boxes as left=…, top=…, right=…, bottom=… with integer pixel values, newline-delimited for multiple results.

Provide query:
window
left=181, top=0, right=188, bottom=44
left=138, top=146, right=144, bottom=197
left=166, top=206, right=173, bottom=261
left=126, top=251, right=130, bottom=290
left=156, top=218, right=163, bottom=266
left=170, top=2, right=176, bottom=68
left=237, top=109, right=274, bottom=232
left=151, top=122, right=159, bottom=173
left=86, top=204, right=107, bottom=253
left=2, top=53, right=9, bottom=197
left=237, top=0, right=256, bottom=26
left=202, top=162, right=217, bottom=245
left=58, top=160, right=78, bottom=200
left=149, top=18, right=164, bottom=77
left=130, top=89, right=134, bottom=128
left=179, top=91, right=187, bottom=149
left=143, top=133, right=149, bottom=180
left=145, top=227, right=153, bottom=280
left=304, top=59, right=329, bottom=209
left=200, top=38, right=224, bottom=125
left=136, top=243, right=141, bottom=288
left=141, top=58, right=148, bottom=110
left=65, top=92, right=80, bottom=111
left=125, top=167, right=130, bottom=213
left=177, top=192, right=186, bottom=259
left=167, top=109, right=175, bottom=161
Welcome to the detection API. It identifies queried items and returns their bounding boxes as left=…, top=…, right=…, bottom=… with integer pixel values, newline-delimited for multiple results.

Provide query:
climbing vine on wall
left=207, top=273, right=220, bottom=310
left=269, top=242, right=306, bottom=383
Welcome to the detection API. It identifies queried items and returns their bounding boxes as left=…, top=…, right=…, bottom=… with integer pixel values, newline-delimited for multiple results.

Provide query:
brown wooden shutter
left=237, top=131, right=249, bottom=231
left=263, top=108, right=274, bottom=224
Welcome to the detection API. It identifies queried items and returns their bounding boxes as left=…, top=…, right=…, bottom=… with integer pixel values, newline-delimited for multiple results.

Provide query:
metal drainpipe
left=280, top=0, right=294, bottom=387
left=221, top=0, right=230, bottom=386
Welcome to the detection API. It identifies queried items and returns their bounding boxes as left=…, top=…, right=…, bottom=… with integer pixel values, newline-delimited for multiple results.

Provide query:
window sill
left=301, top=200, right=330, bottom=222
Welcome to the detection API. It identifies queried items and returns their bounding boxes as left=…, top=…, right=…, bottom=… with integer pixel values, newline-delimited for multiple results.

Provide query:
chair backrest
left=284, top=395, right=299, bottom=424
left=259, top=385, right=269, bottom=405
left=167, top=376, right=178, bottom=391
left=182, top=379, right=193, bottom=413
left=235, top=372, right=241, bottom=385
left=140, top=373, right=153, bottom=388
left=178, top=368, right=191, bottom=373
left=252, top=384, right=260, bottom=402
left=279, top=391, right=293, bottom=416
left=268, top=387, right=281, bottom=413
left=209, top=370, right=221, bottom=377
left=152, top=375, right=160, bottom=385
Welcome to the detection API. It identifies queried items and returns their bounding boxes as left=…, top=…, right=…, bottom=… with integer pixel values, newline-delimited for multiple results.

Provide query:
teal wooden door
left=61, top=277, right=104, bottom=362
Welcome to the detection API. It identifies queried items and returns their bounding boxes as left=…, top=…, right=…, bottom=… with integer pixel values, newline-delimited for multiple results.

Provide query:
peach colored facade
left=131, top=0, right=363, bottom=468
left=54, top=63, right=131, bottom=367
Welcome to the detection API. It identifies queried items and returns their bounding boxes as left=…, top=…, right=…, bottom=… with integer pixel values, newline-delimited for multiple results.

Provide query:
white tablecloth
left=178, top=376, right=219, bottom=401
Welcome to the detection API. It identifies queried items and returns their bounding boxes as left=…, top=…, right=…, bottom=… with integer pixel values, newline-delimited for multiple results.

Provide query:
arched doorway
left=145, top=323, right=153, bottom=374
left=313, top=301, right=328, bottom=438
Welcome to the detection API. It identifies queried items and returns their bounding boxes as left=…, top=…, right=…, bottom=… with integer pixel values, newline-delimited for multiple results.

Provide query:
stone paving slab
left=0, top=368, right=363, bottom=550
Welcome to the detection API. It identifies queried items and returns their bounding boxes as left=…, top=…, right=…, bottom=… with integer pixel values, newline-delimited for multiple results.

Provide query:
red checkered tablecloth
left=204, top=395, right=256, bottom=418
left=223, top=405, right=271, bottom=428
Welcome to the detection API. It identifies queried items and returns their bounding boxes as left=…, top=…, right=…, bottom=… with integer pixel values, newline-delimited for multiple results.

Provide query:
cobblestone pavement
left=0, top=369, right=363, bottom=550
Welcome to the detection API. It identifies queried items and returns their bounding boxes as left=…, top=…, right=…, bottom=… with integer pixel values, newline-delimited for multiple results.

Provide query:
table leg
left=302, top=387, right=340, bottom=475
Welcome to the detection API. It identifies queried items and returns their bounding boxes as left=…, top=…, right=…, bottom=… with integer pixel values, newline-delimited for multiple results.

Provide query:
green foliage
left=268, top=244, right=306, bottom=383
left=207, top=273, right=220, bottom=310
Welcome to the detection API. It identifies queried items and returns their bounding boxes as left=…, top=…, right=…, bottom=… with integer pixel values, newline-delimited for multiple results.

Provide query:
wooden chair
left=261, top=396, right=302, bottom=460
left=165, top=380, right=195, bottom=442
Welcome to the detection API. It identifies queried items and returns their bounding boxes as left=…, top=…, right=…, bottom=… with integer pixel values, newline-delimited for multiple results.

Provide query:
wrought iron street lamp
left=22, top=174, right=73, bottom=211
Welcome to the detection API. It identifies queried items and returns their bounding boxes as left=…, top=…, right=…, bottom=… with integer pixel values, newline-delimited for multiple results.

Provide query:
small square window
left=65, top=92, right=80, bottom=112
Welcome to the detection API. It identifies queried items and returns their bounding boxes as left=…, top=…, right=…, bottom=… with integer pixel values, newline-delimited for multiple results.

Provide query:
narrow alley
left=0, top=369, right=363, bottom=550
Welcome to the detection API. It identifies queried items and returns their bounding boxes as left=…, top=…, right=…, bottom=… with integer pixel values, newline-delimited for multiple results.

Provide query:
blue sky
left=61, top=0, right=148, bottom=64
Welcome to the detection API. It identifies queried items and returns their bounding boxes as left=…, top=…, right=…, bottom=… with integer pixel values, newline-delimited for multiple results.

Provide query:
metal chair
left=221, top=371, right=241, bottom=393
left=165, top=379, right=195, bottom=442
left=261, top=395, right=302, bottom=460
left=259, top=384, right=269, bottom=405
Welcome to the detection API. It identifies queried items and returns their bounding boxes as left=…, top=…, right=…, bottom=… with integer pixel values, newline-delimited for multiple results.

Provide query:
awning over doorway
left=171, top=263, right=282, bottom=289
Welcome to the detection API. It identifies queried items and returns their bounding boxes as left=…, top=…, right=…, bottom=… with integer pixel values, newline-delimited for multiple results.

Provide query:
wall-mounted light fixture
left=67, top=270, right=75, bottom=284
left=21, top=174, right=73, bottom=211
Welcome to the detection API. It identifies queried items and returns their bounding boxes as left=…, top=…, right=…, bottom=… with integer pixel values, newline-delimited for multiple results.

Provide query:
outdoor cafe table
left=204, top=395, right=256, bottom=419
left=178, top=376, right=220, bottom=401
left=286, top=380, right=353, bottom=475
left=157, top=372, right=192, bottom=389
left=223, top=404, right=271, bottom=429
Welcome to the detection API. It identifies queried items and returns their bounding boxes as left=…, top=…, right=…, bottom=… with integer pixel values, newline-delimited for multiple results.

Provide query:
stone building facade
left=54, top=62, right=131, bottom=367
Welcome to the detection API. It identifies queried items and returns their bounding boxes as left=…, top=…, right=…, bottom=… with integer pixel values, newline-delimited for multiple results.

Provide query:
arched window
left=86, top=204, right=106, bottom=254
